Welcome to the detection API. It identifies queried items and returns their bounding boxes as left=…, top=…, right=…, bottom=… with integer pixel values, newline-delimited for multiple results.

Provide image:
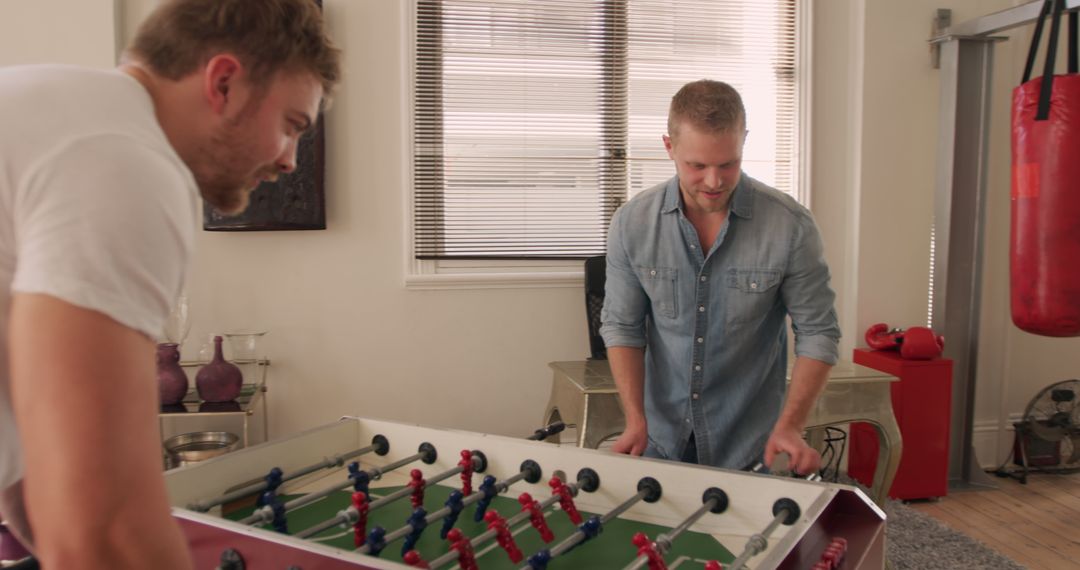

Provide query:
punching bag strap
left=1023, top=0, right=1053, bottom=84
left=1037, top=0, right=1067, bottom=121
left=1069, top=8, right=1078, bottom=74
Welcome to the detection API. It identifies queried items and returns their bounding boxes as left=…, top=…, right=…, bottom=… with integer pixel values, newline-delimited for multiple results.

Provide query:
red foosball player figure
left=631, top=532, right=668, bottom=570
left=815, top=536, right=848, bottom=569
left=402, top=549, right=430, bottom=568
left=408, top=469, right=426, bottom=508
left=459, top=450, right=474, bottom=496
left=704, top=561, right=724, bottom=570
left=518, top=492, right=554, bottom=542
left=484, top=510, right=523, bottom=563
left=549, top=476, right=582, bottom=524
left=352, top=491, right=369, bottom=547
left=445, top=528, right=479, bottom=570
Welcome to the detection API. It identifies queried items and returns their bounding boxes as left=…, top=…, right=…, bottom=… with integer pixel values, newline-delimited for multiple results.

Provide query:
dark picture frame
left=203, top=116, right=326, bottom=231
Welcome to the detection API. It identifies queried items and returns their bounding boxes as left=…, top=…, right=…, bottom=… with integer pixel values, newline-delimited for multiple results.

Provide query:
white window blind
left=413, top=0, right=798, bottom=260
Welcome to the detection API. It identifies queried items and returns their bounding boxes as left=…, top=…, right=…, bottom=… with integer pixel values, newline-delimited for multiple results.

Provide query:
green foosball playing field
left=225, top=484, right=735, bottom=569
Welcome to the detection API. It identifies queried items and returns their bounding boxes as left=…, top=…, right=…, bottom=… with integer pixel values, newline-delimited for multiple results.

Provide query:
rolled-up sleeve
left=600, top=207, right=648, bottom=348
left=781, top=214, right=841, bottom=364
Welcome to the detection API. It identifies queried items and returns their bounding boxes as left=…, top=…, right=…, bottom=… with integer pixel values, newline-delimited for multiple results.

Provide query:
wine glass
left=224, top=331, right=268, bottom=386
left=162, top=293, right=191, bottom=346
left=223, top=331, right=267, bottom=364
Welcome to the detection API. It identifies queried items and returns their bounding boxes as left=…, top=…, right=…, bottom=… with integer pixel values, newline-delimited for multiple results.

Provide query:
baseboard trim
left=973, top=414, right=1024, bottom=469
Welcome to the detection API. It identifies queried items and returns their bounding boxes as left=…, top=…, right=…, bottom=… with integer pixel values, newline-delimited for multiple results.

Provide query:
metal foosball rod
left=726, top=497, right=802, bottom=570
left=292, top=447, right=483, bottom=541
left=521, top=477, right=663, bottom=570
left=243, top=442, right=443, bottom=527
left=621, top=487, right=729, bottom=570
left=187, top=434, right=390, bottom=512
left=426, top=468, right=601, bottom=569
left=357, top=459, right=544, bottom=556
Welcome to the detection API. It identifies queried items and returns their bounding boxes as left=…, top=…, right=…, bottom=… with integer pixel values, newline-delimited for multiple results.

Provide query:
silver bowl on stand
left=164, top=431, right=240, bottom=469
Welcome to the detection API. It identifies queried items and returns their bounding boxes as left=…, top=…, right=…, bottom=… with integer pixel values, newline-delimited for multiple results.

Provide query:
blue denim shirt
left=600, top=174, right=840, bottom=469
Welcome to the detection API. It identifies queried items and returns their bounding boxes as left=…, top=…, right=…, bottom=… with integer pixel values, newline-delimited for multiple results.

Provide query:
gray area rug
left=829, top=473, right=1024, bottom=570
left=884, top=498, right=1025, bottom=569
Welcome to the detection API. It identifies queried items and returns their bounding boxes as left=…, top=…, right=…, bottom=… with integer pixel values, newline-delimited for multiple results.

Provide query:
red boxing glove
left=900, top=327, right=945, bottom=360
left=865, top=323, right=904, bottom=351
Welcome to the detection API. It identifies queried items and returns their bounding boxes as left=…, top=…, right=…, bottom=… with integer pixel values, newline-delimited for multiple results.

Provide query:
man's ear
left=203, top=54, right=243, bottom=115
left=662, top=134, right=675, bottom=159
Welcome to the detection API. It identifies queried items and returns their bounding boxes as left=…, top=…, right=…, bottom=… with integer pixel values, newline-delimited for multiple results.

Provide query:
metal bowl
left=164, top=431, right=240, bottom=469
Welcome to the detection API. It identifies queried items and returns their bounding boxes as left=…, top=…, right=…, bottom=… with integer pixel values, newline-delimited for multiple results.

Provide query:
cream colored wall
left=854, top=0, right=1017, bottom=469
left=0, top=0, right=116, bottom=68
left=827, top=0, right=1080, bottom=468
left=11, top=0, right=1080, bottom=462
left=165, top=1, right=586, bottom=439
left=979, top=12, right=1080, bottom=465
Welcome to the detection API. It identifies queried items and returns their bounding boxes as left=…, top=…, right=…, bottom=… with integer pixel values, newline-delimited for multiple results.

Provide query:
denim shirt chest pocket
left=725, top=267, right=782, bottom=323
left=636, top=266, right=678, bottom=318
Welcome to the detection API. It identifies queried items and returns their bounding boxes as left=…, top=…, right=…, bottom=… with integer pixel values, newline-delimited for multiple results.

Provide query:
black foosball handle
left=5, top=556, right=39, bottom=570
left=528, top=421, right=566, bottom=441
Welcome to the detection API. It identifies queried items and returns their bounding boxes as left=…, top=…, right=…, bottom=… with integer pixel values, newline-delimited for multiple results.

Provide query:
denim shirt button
left=694, top=365, right=701, bottom=371
left=698, top=305, right=705, bottom=312
left=650, top=270, right=656, bottom=276
left=692, top=392, right=700, bottom=400
left=751, top=282, right=759, bottom=289
left=700, top=275, right=707, bottom=282
left=696, top=337, right=704, bottom=343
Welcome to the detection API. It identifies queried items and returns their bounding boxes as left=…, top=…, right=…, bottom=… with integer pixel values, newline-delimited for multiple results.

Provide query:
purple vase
left=0, top=523, right=31, bottom=562
left=156, top=343, right=189, bottom=406
left=195, top=335, right=243, bottom=403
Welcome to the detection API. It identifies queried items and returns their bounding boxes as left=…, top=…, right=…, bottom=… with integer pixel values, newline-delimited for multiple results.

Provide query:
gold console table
left=158, top=359, right=271, bottom=448
left=542, top=359, right=902, bottom=507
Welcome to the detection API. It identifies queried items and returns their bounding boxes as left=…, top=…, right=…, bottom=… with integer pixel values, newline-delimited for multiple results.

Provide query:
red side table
left=849, top=348, right=952, bottom=500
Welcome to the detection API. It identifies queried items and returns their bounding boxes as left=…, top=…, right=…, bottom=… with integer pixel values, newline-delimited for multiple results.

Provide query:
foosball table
left=165, top=417, right=885, bottom=569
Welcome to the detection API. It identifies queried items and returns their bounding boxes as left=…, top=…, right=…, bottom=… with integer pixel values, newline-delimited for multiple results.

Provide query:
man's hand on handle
left=611, top=422, right=648, bottom=456
left=764, top=426, right=822, bottom=476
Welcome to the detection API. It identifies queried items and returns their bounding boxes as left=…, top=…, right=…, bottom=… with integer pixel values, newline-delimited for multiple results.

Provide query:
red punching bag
left=1011, top=0, right=1080, bottom=336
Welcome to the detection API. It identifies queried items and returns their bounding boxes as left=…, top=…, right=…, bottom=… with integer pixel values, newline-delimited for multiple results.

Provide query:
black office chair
left=584, top=255, right=607, bottom=360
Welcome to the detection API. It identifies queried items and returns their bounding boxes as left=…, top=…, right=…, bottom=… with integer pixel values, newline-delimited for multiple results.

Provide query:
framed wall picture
left=202, top=115, right=327, bottom=231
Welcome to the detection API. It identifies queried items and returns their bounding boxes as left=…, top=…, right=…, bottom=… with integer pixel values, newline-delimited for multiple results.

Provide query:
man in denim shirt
left=600, top=80, right=840, bottom=474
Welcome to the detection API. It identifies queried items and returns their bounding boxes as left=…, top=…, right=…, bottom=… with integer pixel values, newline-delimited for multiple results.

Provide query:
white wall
left=9, top=0, right=1080, bottom=466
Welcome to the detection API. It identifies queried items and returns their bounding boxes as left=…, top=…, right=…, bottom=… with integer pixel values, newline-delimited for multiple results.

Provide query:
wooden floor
left=908, top=471, right=1080, bottom=570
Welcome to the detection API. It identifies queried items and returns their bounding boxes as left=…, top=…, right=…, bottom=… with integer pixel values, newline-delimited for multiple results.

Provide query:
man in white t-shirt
left=0, top=1, right=340, bottom=567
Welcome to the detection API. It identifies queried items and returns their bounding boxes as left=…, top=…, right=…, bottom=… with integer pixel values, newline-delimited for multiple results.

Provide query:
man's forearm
left=775, top=356, right=832, bottom=432
left=11, top=294, right=194, bottom=569
left=608, top=346, right=647, bottom=428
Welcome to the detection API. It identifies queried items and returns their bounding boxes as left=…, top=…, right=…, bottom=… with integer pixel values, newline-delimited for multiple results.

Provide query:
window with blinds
left=413, top=0, right=800, bottom=260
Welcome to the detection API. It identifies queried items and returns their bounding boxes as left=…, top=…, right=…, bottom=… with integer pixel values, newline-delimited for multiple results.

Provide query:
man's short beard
left=198, top=175, right=250, bottom=216
left=194, top=91, right=267, bottom=216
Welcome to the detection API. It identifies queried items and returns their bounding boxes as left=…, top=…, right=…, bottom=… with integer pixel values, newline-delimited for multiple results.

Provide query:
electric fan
left=998, top=379, right=1080, bottom=483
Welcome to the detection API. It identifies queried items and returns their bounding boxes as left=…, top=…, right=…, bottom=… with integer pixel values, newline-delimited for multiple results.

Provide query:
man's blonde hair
left=667, top=79, right=745, bottom=140
left=127, top=0, right=341, bottom=98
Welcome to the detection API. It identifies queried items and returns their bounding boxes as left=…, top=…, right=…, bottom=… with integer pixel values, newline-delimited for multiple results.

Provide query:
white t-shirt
left=0, top=65, right=198, bottom=492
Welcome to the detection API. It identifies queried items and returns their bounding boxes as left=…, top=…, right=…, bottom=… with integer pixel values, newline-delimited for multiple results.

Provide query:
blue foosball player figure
left=473, top=475, right=497, bottom=522
left=259, top=490, right=288, bottom=534
left=401, top=507, right=428, bottom=556
left=527, top=549, right=552, bottom=570
left=255, top=467, right=284, bottom=507
left=348, top=461, right=371, bottom=496
left=366, top=526, right=388, bottom=557
left=441, top=490, right=464, bottom=538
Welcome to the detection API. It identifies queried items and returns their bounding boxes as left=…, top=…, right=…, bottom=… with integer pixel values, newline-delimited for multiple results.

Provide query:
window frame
left=403, top=0, right=814, bottom=290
